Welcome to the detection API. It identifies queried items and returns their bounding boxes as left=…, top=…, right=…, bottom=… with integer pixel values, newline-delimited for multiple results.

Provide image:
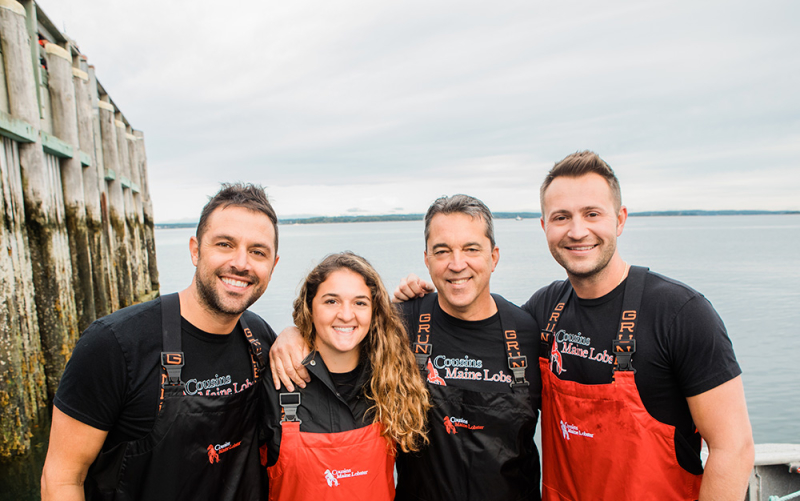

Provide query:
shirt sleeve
left=668, top=295, right=742, bottom=398
left=53, top=320, right=129, bottom=431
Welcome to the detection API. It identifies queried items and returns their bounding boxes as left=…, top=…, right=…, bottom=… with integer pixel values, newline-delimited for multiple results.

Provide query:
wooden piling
left=133, top=129, right=159, bottom=289
left=87, top=64, right=119, bottom=312
left=0, top=0, right=78, bottom=455
left=74, top=58, right=112, bottom=318
left=44, top=41, right=96, bottom=333
left=115, top=117, right=143, bottom=299
left=1, top=0, right=157, bottom=457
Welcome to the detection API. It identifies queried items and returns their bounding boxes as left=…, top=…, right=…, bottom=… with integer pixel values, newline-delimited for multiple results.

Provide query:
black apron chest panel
left=410, top=293, right=529, bottom=391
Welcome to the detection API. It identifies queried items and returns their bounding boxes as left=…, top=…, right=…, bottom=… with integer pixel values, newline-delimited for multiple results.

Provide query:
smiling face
left=424, top=212, right=499, bottom=321
left=311, top=268, right=373, bottom=373
left=541, top=173, right=627, bottom=292
left=190, top=205, right=279, bottom=318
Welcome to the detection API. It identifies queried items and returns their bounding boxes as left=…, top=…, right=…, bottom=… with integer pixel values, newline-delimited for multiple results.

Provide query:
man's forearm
left=698, top=443, right=754, bottom=501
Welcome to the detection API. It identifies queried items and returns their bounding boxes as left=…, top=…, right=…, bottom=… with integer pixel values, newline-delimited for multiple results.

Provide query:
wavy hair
left=293, top=252, right=430, bottom=453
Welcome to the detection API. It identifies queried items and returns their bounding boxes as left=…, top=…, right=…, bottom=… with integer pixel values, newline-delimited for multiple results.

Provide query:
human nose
left=566, top=218, right=590, bottom=240
left=337, top=303, right=355, bottom=321
left=448, top=250, right=468, bottom=272
left=229, top=246, right=250, bottom=270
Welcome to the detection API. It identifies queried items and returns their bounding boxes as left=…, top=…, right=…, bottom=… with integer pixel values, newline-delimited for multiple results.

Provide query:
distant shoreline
left=154, top=210, right=800, bottom=229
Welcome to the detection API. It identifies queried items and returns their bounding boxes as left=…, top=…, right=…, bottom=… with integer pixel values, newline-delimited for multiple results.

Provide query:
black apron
left=85, top=294, right=265, bottom=501
left=395, top=293, right=540, bottom=501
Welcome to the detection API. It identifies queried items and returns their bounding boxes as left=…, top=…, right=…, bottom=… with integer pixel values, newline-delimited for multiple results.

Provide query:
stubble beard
left=195, top=267, right=263, bottom=318
left=551, top=238, right=616, bottom=281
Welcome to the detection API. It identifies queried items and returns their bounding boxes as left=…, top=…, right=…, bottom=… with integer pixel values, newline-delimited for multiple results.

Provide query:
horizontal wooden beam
left=0, top=111, right=37, bottom=143
left=40, top=131, right=73, bottom=158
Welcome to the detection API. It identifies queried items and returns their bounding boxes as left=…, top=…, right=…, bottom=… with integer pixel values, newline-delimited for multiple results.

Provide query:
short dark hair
left=196, top=182, right=279, bottom=252
left=540, top=151, right=621, bottom=213
left=423, top=194, right=495, bottom=249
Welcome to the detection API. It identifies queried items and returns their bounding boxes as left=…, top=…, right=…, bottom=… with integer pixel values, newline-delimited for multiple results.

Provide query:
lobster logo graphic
left=444, top=416, right=458, bottom=435
left=427, top=359, right=446, bottom=386
left=550, top=341, right=566, bottom=375
left=324, top=469, right=339, bottom=487
left=560, top=420, right=570, bottom=440
left=207, top=445, right=220, bottom=464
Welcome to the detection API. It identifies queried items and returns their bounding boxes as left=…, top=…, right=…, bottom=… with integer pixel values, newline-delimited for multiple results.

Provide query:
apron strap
left=612, top=266, right=648, bottom=378
left=539, top=284, right=572, bottom=360
left=411, top=293, right=438, bottom=374
left=279, top=392, right=302, bottom=424
left=239, top=314, right=265, bottom=381
left=493, top=294, right=528, bottom=389
left=160, top=293, right=185, bottom=387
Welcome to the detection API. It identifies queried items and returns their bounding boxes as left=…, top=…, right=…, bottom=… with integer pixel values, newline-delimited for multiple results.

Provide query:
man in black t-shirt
left=393, top=152, right=755, bottom=500
left=527, top=151, right=754, bottom=500
left=269, top=195, right=541, bottom=501
left=41, top=183, right=281, bottom=501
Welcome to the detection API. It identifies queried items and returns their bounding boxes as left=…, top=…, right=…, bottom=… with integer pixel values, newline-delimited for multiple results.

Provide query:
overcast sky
left=38, top=0, right=800, bottom=222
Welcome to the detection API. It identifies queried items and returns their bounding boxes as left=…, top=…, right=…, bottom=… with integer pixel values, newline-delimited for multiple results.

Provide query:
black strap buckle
left=413, top=343, right=432, bottom=374
left=160, top=352, right=184, bottom=386
left=612, top=339, right=636, bottom=372
left=280, top=393, right=302, bottom=424
left=508, top=355, right=529, bottom=388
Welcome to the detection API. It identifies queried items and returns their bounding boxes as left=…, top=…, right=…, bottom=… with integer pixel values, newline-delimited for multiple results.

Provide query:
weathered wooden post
left=98, top=98, right=134, bottom=307
left=87, top=64, right=119, bottom=312
left=0, top=0, right=78, bottom=428
left=116, top=118, right=143, bottom=299
left=126, top=128, right=151, bottom=297
left=133, top=129, right=159, bottom=289
left=74, top=56, right=112, bottom=318
left=44, top=41, right=96, bottom=332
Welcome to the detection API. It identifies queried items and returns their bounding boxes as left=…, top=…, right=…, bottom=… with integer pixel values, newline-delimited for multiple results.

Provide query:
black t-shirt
left=522, top=270, right=741, bottom=473
left=399, top=294, right=541, bottom=406
left=54, top=297, right=276, bottom=451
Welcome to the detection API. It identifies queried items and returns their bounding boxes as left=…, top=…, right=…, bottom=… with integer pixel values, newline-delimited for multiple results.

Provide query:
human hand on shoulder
left=392, top=273, right=435, bottom=303
left=269, top=326, right=312, bottom=391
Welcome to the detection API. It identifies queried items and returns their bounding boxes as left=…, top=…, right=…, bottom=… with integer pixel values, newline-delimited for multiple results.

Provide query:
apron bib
left=396, top=294, right=539, bottom=501
left=86, top=293, right=265, bottom=501
left=267, top=421, right=394, bottom=501
left=539, top=267, right=702, bottom=501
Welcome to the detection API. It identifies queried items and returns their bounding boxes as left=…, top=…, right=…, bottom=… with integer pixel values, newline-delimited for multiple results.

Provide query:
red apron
left=539, top=267, right=702, bottom=501
left=267, top=421, right=395, bottom=501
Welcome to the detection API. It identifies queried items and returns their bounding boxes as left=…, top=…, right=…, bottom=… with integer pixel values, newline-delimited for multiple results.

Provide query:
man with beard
left=41, top=183, right=280, bottom=501
left=526, top=151, right=753, bottom=500
left=393, top=151, right=754, bottom=500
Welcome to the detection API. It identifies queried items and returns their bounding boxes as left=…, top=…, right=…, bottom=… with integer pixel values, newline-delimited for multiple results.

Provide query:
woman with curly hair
left=262, top=252, right=430, bottom=500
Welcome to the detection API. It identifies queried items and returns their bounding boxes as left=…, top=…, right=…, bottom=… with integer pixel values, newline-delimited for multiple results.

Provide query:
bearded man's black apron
left=85, top=293, right=265, bottom=501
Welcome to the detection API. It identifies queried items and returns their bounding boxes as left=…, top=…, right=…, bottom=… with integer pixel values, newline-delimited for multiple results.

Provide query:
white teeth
left=221, top=277, right=248, bottom=288
left=334, top=327, right=356, bottom=333
left=450, top=278, right=469, bottom=285
left=570, top=246, right=595, bottom=251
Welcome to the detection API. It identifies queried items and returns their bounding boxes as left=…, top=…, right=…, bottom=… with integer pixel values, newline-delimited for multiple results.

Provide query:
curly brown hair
left=293, top=252, right=430, bottom=453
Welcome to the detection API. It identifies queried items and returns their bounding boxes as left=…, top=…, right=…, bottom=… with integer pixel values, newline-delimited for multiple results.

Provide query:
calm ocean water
left=156, top=214, right=800, bottom=445
left=3, top=215, right=797, bottom=500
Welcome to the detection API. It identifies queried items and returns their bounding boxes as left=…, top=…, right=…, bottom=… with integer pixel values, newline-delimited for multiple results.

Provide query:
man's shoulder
left=240, top=310, right=277, bottom=345
left=95, top=296, right=162, bottom=328
left=643, top=269, right=708, bottom=307
left=522, top=279, right=570, bottom=318
left=490, top=293, right=537, bottom=331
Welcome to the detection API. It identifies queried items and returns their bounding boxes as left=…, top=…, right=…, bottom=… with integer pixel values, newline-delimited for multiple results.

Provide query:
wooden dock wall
left=0, top=0, right=158, bottom=457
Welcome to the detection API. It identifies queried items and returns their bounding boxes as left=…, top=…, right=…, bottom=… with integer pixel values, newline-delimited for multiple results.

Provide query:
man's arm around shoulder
left=688, top=375, right=754, bottom=501
left=41, top=407, right=108, bottom=501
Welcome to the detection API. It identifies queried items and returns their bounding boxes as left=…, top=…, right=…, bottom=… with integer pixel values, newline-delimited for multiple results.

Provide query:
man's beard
left=195, top=268, right=262, bottom=317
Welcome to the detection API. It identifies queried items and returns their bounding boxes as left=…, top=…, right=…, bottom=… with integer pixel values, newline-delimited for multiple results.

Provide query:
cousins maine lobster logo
left=206, top=440, right=242, bottom=464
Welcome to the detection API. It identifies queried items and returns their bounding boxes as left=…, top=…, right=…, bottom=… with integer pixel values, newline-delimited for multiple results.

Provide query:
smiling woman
left=261, top=252, right=430, bottom=501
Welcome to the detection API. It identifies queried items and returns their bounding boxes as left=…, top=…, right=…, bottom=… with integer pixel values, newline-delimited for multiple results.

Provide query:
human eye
left=355, top=300, right=370, bottom=307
